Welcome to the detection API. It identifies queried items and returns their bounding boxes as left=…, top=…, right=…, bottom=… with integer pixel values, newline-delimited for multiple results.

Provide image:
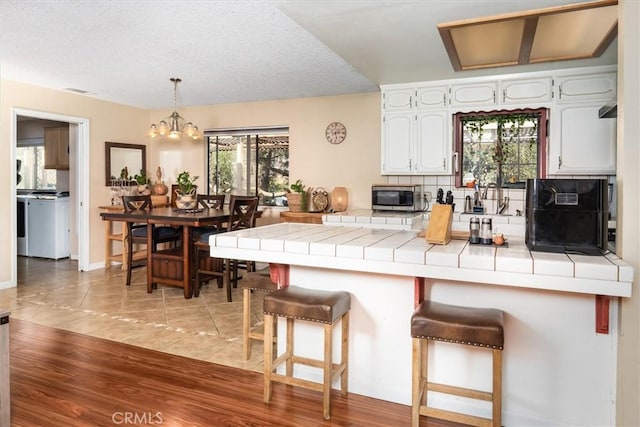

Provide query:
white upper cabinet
left=555, top=72, right=616, bottom=103
left=381, top=66, right=616, bottom=177
left=416, top=86, right=448, bottom=110
left=548, top=102, right=616, bottom=175
left=500, top=77, right=552, bottom=105
left=449, top=82, right=498, bottom=108
left=415, top=110, right=451, bottom=174
left=382, top=88, right=414, bottom=111
left=382, top=112, right=414, bottom=174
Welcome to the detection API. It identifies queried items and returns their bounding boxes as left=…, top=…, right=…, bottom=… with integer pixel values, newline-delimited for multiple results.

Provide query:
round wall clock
left=325, top=121, right=347, bottom=144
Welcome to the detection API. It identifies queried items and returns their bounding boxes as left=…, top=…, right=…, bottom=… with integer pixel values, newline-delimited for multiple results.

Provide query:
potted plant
left=286, top=179, right=307, bottom=212
left=175, top=171, right=199, bottom=209
left=133, top=169, right=151, bottom=195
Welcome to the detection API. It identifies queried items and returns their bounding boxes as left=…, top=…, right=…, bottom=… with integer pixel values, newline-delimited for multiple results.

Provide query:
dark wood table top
left=100, top=206, right=232, bottom=227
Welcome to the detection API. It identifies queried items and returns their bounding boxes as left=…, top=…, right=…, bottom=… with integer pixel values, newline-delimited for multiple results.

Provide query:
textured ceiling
left=0, top=0, right=617, bottom=110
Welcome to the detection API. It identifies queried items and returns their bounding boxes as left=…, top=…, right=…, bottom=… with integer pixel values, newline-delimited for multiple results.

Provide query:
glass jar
left=480, top=218, right=493, bottom=245
left=469, top=217, right=480, bottom=244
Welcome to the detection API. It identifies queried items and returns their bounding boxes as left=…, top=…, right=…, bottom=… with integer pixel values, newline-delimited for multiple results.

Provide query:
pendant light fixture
left=148, top=77, right=201, bottom=141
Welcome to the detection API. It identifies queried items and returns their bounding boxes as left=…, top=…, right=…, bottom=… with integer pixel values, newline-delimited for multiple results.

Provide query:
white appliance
left=26, top=197, right=70, bottom=259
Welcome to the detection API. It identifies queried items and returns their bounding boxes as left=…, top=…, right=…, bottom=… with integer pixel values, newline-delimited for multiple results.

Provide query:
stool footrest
left=270, top=354, right=346, bottom=378
left=248, top=330, right=274, bottom=342
left=427, top=381, right=493, bottom=401
left=270, top=373, right=324, bottom=393
left=420, top=406, right=493, bottom=427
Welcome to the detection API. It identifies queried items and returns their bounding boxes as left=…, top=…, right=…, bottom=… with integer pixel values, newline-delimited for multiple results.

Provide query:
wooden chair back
left=197, top=194, right=225, bottom=210
left=227, top=196, right=259, bottom=231
left=122, top=195, right=152, bottom=212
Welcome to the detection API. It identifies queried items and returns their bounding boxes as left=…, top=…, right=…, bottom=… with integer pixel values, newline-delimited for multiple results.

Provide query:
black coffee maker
left=525, top=179, right=608, bottom=255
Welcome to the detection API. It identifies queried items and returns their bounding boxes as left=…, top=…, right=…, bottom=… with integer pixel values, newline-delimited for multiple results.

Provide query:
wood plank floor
left=9, top=318, right=464, bottom=427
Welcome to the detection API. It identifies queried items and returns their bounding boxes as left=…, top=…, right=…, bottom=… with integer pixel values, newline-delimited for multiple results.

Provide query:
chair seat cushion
left=242, top=268, right=278, bottom=292
left=263, top=286, right=351, bottom=324
left=192, top=225, right=220, bottom=236
left=199, top=230, right=221, bottom=243
left=131, top=226, right=180, bottom=240
left=411, top=301, right=504, bottom=349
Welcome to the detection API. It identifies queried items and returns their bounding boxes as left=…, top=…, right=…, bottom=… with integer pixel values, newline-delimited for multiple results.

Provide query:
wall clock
left=325, top=121, right=347, bottom=144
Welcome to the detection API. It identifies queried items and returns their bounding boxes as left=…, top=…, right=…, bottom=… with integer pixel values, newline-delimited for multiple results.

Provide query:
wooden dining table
left=100, top=206, right=232, bottom=299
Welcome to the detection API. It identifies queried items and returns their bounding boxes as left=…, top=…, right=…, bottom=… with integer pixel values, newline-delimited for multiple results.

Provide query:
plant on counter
left=176, top=171, right=199, bottom=195
left=289, top=179, right=306, bottom=194
left=286, top=179, right=307, bottom=212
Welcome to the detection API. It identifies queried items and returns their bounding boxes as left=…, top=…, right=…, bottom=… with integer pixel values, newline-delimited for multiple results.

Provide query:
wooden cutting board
left=418, top=229, right=469, bottom=240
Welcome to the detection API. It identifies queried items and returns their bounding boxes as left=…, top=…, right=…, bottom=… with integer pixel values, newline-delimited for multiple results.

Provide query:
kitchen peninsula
left=210, top=222, right=632, bottom=426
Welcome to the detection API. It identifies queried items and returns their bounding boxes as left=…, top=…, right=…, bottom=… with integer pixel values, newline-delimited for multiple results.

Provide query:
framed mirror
left=105, top=142, right=146, bottom=186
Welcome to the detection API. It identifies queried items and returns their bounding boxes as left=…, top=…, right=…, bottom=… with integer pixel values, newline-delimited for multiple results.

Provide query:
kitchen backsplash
left=385, top=174, right=616, bottom=218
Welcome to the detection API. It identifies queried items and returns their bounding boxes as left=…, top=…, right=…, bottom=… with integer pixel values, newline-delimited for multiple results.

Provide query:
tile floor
left=1, top=257, right=269, bottom=372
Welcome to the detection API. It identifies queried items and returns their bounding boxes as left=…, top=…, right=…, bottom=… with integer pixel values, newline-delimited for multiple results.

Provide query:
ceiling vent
left=64, top=88, right=94, bottom=95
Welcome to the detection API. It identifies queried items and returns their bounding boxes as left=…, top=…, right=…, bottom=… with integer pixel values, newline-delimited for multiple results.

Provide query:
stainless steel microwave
left=371, top=184, right=425, bottom=212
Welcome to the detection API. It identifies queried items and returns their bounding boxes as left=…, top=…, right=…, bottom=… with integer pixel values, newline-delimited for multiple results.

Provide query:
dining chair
left=194, top=195, right=259, bottom=301
left=121, top=195, right=182, bottom=287
left=191, top=194, right=226, bottom=241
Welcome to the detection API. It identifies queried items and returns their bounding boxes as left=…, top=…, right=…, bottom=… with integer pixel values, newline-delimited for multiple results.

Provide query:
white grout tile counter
left=210, top=223, right=633, bottom=426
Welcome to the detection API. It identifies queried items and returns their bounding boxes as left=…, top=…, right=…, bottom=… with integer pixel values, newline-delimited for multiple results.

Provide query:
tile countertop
left=322, top=209, right=425, bottom=230
left=321, top=209, right=528, bottom=237
left=210, top=223, right=632, bottom=298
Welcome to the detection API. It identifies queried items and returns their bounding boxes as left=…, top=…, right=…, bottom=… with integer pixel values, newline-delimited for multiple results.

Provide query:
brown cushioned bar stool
left=411, top=301, right=504, bottom=427
left=242, top=267, right=278, bottom=360
left=263, top=286, right=351, bottom=420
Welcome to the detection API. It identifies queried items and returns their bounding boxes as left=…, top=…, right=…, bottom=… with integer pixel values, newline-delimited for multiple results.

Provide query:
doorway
left=10, top=108, right=90, bottom=286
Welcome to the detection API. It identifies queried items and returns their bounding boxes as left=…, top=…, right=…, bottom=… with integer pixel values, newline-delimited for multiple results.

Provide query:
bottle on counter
left=469, top=217, right=480, bottom=244
left=480, top=218, right=493, bottom=245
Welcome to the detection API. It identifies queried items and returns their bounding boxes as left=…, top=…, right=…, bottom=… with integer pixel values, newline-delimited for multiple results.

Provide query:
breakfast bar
left=210, top=222, right=633, bottom=426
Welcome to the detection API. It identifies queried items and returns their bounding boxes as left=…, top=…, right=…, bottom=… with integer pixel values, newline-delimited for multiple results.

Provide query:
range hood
left=599, top=103, right=617, bottom=118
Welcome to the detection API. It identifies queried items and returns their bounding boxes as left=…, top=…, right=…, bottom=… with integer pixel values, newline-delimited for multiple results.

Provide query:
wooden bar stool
left=263, top=286, right=351, bottom=420
left=411, top=301, right=505, bottom=427
left=241, top=268, right=278, bottom=360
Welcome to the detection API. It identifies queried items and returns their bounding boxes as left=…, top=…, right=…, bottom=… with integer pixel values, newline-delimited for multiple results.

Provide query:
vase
left=137, top=184, right=151, bottom=195
left=175, top=188, right=197, bottom=210
left=286, top=192, right=307, bottom=212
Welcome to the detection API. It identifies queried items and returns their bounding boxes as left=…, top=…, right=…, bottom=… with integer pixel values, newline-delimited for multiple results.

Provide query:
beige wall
left=147, top=93, right=382, bottom=211
left=616, top=1, right=640, bottom=425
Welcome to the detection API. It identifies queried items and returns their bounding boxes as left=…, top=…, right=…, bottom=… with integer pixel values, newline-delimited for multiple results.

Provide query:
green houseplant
left=175, top=171, right=199, bottom=209
left=176, top=171, right=198, bottom=194
left=286, top=179, right=307, bottom=212
left=134, top=170, right=149, bottom=185
left=133, top=169, right=151, bottom=195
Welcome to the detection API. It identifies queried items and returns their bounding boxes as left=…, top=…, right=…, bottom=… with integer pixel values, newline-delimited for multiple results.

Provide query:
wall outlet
left=424, top=192, right=432, bottom=203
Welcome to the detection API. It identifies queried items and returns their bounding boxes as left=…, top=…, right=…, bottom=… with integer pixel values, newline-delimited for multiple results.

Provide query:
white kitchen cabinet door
left=548, top=103, right=616, bottom=175
left=500, top=77, right=552, bottom=105
left=382, top=112, right=414, bottom=174
left=555, top=72, right=616, bottom=103
left=415, top=110, right=452, bottom=174
left=382, top=88, right=414, bottom=112
left=449, top=81, right=498, bottom=108
left=416, top=86, right=448, bottom=110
